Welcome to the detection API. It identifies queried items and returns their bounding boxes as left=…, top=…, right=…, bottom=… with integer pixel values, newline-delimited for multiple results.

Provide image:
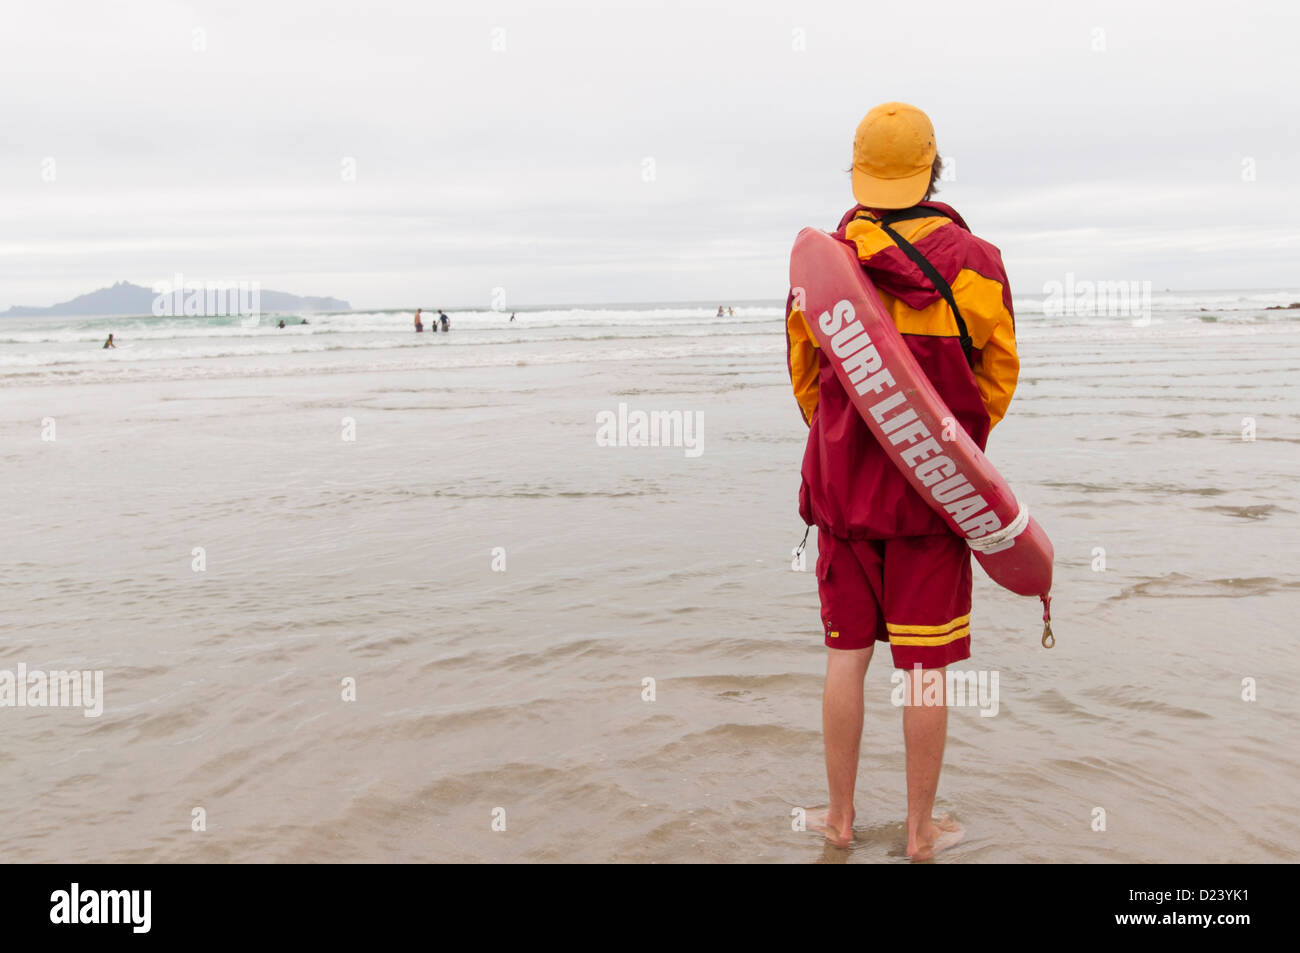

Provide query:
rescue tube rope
left=964, top=503, right=1030, bottom=553
left=962, top=504, right=1055, bottom=648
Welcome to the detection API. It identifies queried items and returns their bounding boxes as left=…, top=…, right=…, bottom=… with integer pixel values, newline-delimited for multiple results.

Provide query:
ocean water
left=1, top=291, right=1298, bottom=863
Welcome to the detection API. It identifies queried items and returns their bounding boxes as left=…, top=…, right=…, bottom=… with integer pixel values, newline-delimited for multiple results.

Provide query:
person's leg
left=811, top=534, right=885, bottom=847
left=884, top=534, right=973, bottom=859
left=901, top=667, right=961, bottom=859
left=820, top=644, right=873, bottom=846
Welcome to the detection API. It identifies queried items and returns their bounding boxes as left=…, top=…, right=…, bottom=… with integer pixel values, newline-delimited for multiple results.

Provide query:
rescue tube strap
left=877, top=215, right=975, bottom=367
left=965, top=503, right=1029, bottom=553
left=1040, top=594, right=1054, bottom=649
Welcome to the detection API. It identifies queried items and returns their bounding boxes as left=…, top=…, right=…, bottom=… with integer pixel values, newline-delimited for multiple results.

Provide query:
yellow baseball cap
left=851, top=102, right=937, bottom=209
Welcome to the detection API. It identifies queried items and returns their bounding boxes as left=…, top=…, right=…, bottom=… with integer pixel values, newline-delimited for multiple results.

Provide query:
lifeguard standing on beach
left=785, top=102, right=1020, bottom=859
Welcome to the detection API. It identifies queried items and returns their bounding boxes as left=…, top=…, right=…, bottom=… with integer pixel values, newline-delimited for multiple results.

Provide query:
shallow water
left=1, top=300, right=1298, bottom=862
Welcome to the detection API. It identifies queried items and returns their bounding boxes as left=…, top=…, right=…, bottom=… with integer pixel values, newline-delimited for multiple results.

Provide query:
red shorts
left=815, top=531, right=973, bottom=669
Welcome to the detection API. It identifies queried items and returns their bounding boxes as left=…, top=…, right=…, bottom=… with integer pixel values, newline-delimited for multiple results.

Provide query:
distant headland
left=2, top=281, right=351, bottom=317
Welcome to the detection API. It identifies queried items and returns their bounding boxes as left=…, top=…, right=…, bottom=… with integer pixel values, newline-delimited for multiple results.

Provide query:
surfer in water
left=786, top=102, right=1020, bottom=859
left=102, top=333, right=116, bottom=349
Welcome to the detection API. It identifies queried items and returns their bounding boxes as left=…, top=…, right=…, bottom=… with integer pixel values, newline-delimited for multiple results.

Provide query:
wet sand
left=2, top=320, right=1298, bottom=862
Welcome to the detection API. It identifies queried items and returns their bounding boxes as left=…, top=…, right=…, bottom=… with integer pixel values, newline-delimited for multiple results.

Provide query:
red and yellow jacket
left=787, top=201, right=1019, bottom=539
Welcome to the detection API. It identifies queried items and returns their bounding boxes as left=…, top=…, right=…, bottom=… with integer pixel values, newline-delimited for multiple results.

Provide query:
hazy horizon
left=3, top=0, right=1298, bottom=311
left=6, top=278, right=1300, bottom=318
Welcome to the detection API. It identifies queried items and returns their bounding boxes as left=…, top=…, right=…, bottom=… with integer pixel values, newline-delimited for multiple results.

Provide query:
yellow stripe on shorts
left=886, top=614, right=970, bottom=636
left=885, top=614, right=971, bottom=647
left=887, top=626, right=970, bottom=647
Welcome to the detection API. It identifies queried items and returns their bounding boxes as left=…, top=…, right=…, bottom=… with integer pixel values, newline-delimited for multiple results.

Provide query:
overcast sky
left=1, top=0, right=1297, bottom=310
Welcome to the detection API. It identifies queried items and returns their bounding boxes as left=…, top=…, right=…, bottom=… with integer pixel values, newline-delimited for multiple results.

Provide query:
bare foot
left=906, top=814, right=964, bottom=860
left=808, top=809, right=855, bottom=848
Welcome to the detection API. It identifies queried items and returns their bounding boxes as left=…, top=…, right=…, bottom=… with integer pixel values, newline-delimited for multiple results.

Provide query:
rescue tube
left=789, top=227, right=1055, bottom=645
